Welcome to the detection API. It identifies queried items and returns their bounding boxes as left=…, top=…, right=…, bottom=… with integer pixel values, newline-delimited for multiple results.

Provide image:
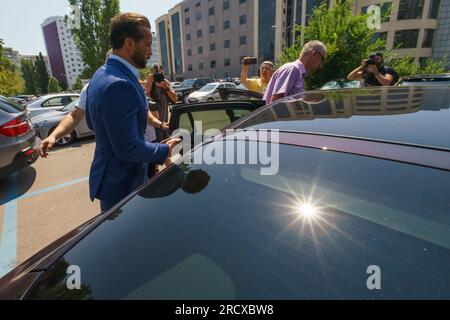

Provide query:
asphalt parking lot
left=0, top=137, right=100, bottom=278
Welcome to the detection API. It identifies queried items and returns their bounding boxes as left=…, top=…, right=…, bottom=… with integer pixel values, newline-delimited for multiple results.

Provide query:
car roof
left=233, top=85, right=450, bottom=151
left=399, top=73, right=450, bottom=81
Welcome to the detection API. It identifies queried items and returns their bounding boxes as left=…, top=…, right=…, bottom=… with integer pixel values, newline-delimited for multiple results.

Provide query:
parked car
left=0, top=96, right=40, bottom=178
left=320, top=79, right=363, bottom=90
left=1, top=86, right=450, bottom=299
left=31, top=99, right=93, bottom=146
left=170, top=81, right=182, bottom=89
left=187, top=82, right=236, bottom=103
left=397, top=73, right=450, bottom=86
left=26, top=94, right=79, bottom=118
left=174, top=78, right=214, bottom=104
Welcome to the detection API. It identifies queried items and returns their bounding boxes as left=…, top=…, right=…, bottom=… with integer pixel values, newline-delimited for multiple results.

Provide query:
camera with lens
left=366, top=59, right=376, bottom=65
left=243, top=57, right=258, bottom=65
left=153, top=72, right=165, bottom=83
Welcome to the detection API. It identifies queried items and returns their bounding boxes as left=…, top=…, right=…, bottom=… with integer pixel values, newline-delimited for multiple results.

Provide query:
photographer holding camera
left=240, top=57, right=274, bottom=94
left=146, top=63, right=177, bottom=142
left=347, top=52, right=398, bottom=86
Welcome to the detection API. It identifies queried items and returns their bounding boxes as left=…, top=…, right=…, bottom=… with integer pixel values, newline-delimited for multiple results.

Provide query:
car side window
left=178, top=109, right=252, bottom=137
left=42, top=97, right=65, bottom=108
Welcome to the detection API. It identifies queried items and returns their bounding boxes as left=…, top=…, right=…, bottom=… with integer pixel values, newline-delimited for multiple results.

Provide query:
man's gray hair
left=300, top=40, right=327, bottom=59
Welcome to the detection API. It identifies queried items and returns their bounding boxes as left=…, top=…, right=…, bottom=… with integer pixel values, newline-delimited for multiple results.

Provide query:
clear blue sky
left=0, top=0, right=181, bottom=55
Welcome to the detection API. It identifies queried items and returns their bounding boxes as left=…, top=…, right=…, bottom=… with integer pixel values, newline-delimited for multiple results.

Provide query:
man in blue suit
left=86, top=13, right=180, bottom=212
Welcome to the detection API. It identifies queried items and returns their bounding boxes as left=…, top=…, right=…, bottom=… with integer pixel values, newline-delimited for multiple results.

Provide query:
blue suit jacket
left=86, top=58, right=169, bottom=203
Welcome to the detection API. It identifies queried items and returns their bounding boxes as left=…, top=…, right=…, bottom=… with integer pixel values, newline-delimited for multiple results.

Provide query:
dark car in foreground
left=1, top=85, right=450, bottom=299
left=397, top=73, right=450, bottom=86
left=0, top=96, right=40, bottom=178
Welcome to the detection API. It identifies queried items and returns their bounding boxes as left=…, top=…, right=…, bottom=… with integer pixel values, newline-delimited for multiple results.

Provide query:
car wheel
left=55, top=131, right=76, bottom=146
left=207, top=98, right=214, bottom=102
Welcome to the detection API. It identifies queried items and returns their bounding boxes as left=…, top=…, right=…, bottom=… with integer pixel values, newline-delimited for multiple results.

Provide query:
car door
left=169, top=100, right=265, bottom=149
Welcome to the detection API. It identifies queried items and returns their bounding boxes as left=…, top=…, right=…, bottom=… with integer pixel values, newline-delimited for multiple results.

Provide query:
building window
left=199, top=62, right=204, bottom=70
left=397, top=0, right=424, bottom=20
left=186, top=33, right=191, bottom=41
left=224, top=20, right=230, bottom=30
left=224, top=58, right=231, bottom=67
left=198, top=46, right=203, bottom=54
left=224, top=39, right=230, bottom=48
left=422, top=29, right=435, bottom=48
left=361, top=3, right=391, bottom=22
left=197, top=29, right=203, bottom=37
left=185, top=17, right=190, bottom=25
left=188, top=64, right=193, bottom=71
left=210, top=43, right=216, bottom=51
left=196, top=12, right=202, bottom=21
left=195, top=2, right=201, bottom=7
left=428, top=0, right=441, bottom=19
left=209, top=25, right=215, bottom=34
left=209, top=7, right=215, bottom=16
left=240, top=36, right=247, bottom=45
left=371, top=32, right=388, bottom=50
left=240, top=15, right=247, bottom=25
left=185, top=8, right=189, bottom=13
left=223, top=0, right=230, bottom=11
left=211, top=60, right=216, bottom=68
left=394, top=29, right=419, bottom=48
left=239, top=0, right=246, bottom=3
left=187, top=49, right=192, bottom=56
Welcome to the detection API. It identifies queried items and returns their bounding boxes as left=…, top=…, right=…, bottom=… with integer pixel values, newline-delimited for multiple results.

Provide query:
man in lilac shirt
left=263, top=40, right=327, bottom=103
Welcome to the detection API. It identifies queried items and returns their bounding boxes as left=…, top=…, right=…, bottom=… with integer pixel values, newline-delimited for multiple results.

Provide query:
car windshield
left=27, top=142, right=450, bottom=299
left=198, top=83, right=218, bottom=92
left=180, top=79, right=195, bottom=88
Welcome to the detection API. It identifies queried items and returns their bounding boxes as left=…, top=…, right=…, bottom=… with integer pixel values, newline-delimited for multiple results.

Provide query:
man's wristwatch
left=160, top=122, right=164, bottom=129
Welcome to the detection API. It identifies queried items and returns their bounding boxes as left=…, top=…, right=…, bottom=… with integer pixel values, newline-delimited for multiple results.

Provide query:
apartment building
left=157, top=0, right=446, bottom=80
left=41, top=16, right=86, bottom=89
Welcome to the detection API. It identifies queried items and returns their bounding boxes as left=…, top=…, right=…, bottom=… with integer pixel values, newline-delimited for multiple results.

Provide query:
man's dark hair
left=369, top=52, right=383, bottom=59
left=110, top=13, right=151, bottom=49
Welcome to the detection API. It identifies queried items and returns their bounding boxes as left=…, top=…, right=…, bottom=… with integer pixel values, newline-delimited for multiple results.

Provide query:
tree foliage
left=35, top=52, right=49, bottom=94
left=73, top=76, right=83, bottom=91
left=48, top=77, right=62, bottom=93
left=0, top=39, right=24, bottom=96
left=68, top=0, right=120, bottom=78
left=277, top=0, right=385, bottom=89
left=388, top=56, right=448, bottom=79
left=21, top=59, right=39, bottom=95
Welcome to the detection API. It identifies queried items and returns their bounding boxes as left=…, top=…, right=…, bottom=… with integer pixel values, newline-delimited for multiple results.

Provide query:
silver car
left=0, top=96, right=40, bottom=178
left=26, top=93, right=79, bottom=118
left=32, top=99, right=93, bottom=146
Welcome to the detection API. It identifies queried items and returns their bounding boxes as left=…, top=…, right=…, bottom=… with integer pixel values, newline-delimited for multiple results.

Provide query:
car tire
left=51, top=129, right=76, bottom=146
left=207, top=98, right=214, bottom=102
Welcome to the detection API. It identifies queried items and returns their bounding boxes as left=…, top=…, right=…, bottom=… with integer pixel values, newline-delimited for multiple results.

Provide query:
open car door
left=169, top=100, right=265, bottom=149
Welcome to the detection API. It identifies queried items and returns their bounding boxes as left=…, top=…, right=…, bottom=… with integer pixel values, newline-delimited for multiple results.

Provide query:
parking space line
left=0, top=173, right=18, bottom=278
left=0, top=175, right=89, bottom=278
left=18, top=177, right=89, bottom=200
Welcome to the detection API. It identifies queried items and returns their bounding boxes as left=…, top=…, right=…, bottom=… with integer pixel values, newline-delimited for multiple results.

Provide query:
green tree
left=68, top=0, right=120, bottom=78
left=35, top=52, right=49, bottom=94
left=21, top=59, right=39, bottom=95
left=389, top=55, right=448, bottom=79
left=139, top=66, right=152, bottom=81
left=48, top=77, right=62, bottom=93
left=277, top=0, right=385, bottom=89
left=0, top=39, right=24, bottom=96
left=73, top=76, right=83, bottom=91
